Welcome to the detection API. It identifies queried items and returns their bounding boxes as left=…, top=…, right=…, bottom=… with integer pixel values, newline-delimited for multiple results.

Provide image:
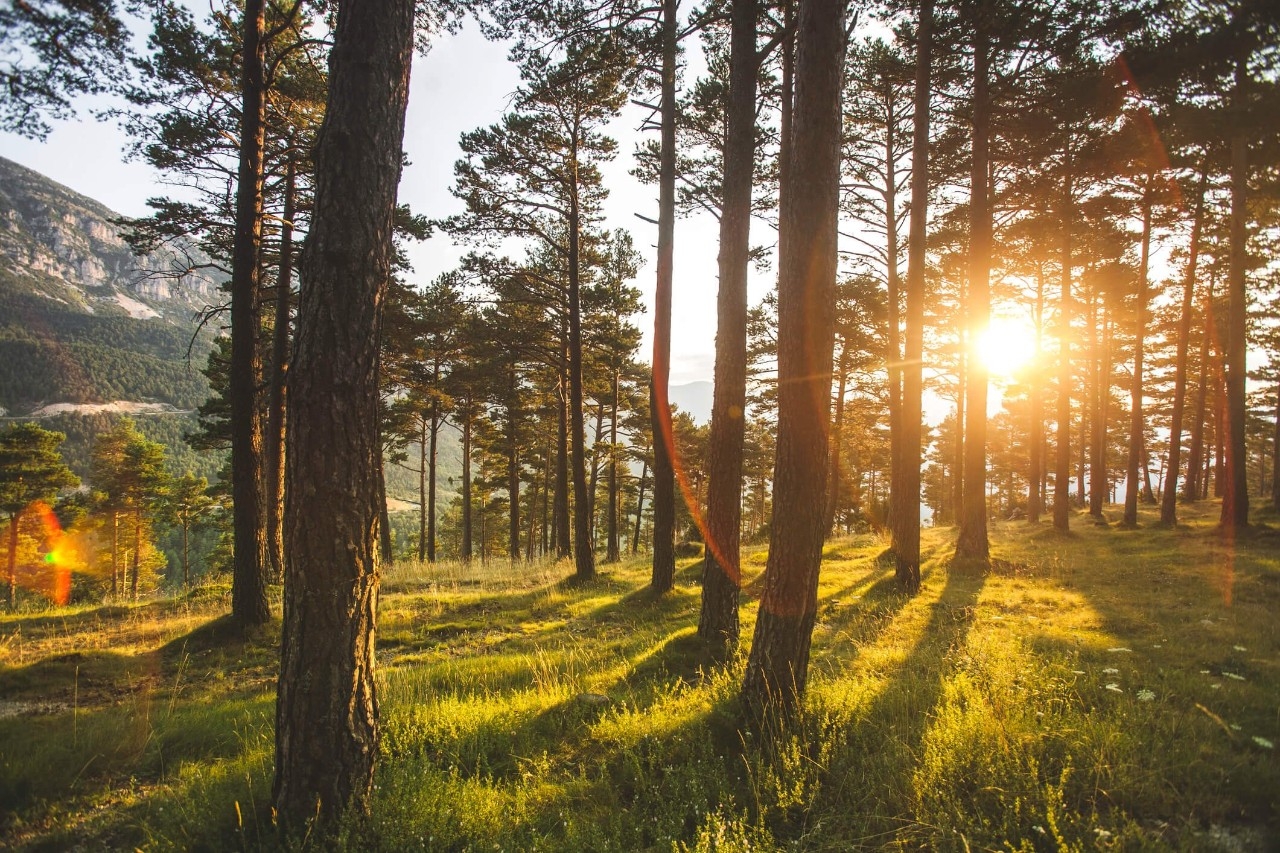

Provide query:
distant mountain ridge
left=0, top=155, right=222, bottom=481
left=0, top=155, right=222, bottom=321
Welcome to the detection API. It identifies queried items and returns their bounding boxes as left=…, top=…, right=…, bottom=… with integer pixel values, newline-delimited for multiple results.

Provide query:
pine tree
left=0, top=424, right=79, bottom=609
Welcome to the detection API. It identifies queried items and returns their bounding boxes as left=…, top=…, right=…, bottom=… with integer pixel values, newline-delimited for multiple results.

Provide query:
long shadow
left=772, top=567, right=987, bottom=844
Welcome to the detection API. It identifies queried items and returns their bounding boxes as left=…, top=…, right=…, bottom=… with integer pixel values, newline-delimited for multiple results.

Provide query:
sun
left=975, top=315, right=1038, bottom=378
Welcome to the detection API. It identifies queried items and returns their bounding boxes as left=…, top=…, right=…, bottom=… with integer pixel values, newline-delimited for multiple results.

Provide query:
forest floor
left=0, top=499, right=1277, bottom=851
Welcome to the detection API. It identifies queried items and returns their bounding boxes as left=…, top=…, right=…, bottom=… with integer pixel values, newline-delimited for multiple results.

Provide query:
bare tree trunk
left=508, top=365, right=521, bottom=561
left=7, top=513, right=19, bottom=610
left=1028, top=266, right=1044, bottom=523
left=607, top=371, right=621, bottom=562
left=462, top=404, right=473, bottom=561
left=1271, top=387, right=1279, bottom=509
left=568, top=180, right=596, bottom=581
left=742, top=0, right=844, bottom=714
left=632, top=456, right=649, bottom=555
left=1054, top=164, right=1072, bottom=531
left=1090, top=286, right=1108, bottom=519
left=1162, top=172, right=1205, bottom=524
left=267, top=157, right=296, bottom=584
left=555, top=361, right=571, bottom=558
left=955, top=10, right=990, bottom=564
left=649, top=0, right=678, bottom=593
left=230, top=0, right=270, bottom=628
left=699, top=0, right=758, bottom=646
left=1123, top=184, right=1153, bottom=526
left=1220, top=71, right=1249, bottom=532
left=896, top=0, right=930, bottom=592
left=418, top=416, right=428, bottom=561
left=825, top=362, right=847, bottom=534
left=428, top=399, right=439, bottom=562
left=273, top=0, right=413, bottom=828
left=587, top=401, right=605, bottom=545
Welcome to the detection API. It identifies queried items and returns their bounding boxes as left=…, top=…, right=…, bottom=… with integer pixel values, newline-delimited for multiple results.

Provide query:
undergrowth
left=1, top=500, right=1276, bottom=850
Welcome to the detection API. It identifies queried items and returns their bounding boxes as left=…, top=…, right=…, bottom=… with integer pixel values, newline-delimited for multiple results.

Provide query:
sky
left=0, top=18, right=736, bottom=387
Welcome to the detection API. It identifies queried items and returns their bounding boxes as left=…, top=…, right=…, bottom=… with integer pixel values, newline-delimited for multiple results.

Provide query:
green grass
left=1, top=499, right=1277, bottom=850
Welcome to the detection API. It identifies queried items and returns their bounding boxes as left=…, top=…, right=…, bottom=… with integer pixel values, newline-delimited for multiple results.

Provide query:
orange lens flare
left=6, top=501, right=75, bottom=606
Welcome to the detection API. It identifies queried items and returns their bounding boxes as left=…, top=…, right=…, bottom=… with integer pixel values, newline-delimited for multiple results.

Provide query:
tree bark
left=1028, top=266, right=1044, bottom=523
left=229, top=0, right=270, bottom=628
left=742, top=0, right=844, bottom=714
left=607, top=371, right=621, bottom=562
left=1220, top=80, right=1249, bottom=532
left=568, top=180, right=596, bottom=581
left=428, top=397, right=439, bottom=562
left=1161, top=175, right=1204, bottom=525
left=462, top=404, right=473, bottom=561
left=1054, top=164, right=1072, bottom=531
left=699, top=0, right=758, bottom=647
left=508, top=365, right=521, bottom=561
left=1089, top=284, right=1108, bottom=519
left=273, top=0, right=413, bottom=829
left=895, top=0, right=930, bottom=592
left=555, top=360, right=572, bottom=558
left=649, top=0, right=679, bottom=593
left=418, top=415, right=428, bottom=561
left=955, top=9, right=990, bottom=564
left=7, top=512, right=18, bottom=610
left=266, top=157, right=295, bottom=584
left=1123, top=183, right=1153, bottom=527
left=632, top=456, right=648, bottom=555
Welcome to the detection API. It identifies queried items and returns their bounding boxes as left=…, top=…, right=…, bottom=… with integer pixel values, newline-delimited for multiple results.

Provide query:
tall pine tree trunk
left=1220, top=68, right=1249, bottom=532
left=6, top=513, right=18, bottom=610
left=632, top=456, right=648, bottom=555
left=742, top=0, right=844, bottom=713
left=1028, top=266, right=1044, bottom=523
left=649, top=0, right=678, bottom=593
left=273, top=0, right=413, bottom=828
left=267, top=157, right=295, bottom=583
left=568, top=183, right=596, bottom=581
left=1054, top=165, right=1073, bottom=531
left=418, top=415, right=428, bottom=561
left=1162, top=173, right=1205, bottom=524
left=1089, top=285, right=1107, bottom=519
left=1185, top=289, right=1210, bottom=501
left=230, top=0, right=270, bottom=628
left=955, top=10, right=991, bottom=564
left=1123, top=184, right=1153, bottom=527
left=699, top=0, right=758, bottom=647
left=555, top=360, right=572, bottom=559
left=896, top=0, right=930, bottom=591
left=607, top=371, right=621, bottom=562
left=508, top=365, right=521, bottom=561
left=462, top=404, right=473, bottom=561
left=428, top=399, right=439, bottom=562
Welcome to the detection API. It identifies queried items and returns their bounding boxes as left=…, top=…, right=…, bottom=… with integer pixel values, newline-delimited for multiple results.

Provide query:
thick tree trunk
left=1220, top=104, right=1249, bottom=531
left=895, top=0, right=930, bottom=591
left=1162, top=174, right=1205, bottom=524
left=1123, top=186, right=1153, bottom=526
left=955, top=14, right=990, bottom=564
left=649, top=0, right=678, bottom=593
left=230, top=0, right=270, bottom=628
left=742, top=0, right=844, bottom=714
left=273, top=0, right=413, bottom=829
left=699, top=0, right=758, bottom=647
left=266, top=158, right=295, bottom=584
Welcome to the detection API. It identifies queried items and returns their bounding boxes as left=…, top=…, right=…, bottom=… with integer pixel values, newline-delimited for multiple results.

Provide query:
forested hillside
left=0, top=156, right=220, bottom=481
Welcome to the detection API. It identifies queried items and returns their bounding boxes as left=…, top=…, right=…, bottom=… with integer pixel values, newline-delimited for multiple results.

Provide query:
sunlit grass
left=1, top=500, right=1277, bottom=850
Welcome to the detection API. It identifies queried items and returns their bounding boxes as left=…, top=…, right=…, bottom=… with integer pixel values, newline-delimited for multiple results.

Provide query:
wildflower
left=1233, top=645, right=1247, bottom=652
left=1033, top=825, right=1046, bottom=835
left=1199, top=670, right=1211, bottom=675
left=1137, top=689, right=1155, bottom=702
left=1105, top=683, right=1123, bottom=693
left=1095, top=828, right=1113, bottom=841
left=1252, top=736, right=1274, bottom=750
left=1107, top=647, right=1132, bottom=653
left=1223, top=672, right=1246, bottom=681
left=1071, top=670, right=1086, bottom=675
left=1152, top=644, right=1162, bottom=649
left=1230, top=724, right=1241, bottom=731
left=1210, top=684, right=1221, bottom=690
left=1102, top=667, right=1119, bottom=675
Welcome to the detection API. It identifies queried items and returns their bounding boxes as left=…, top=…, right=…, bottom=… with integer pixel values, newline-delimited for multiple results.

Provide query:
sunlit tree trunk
left=895, top=0, right=930, bottom=591
left=229, top=0, right=270, bottom=628
left=1220, top=66, right=1249, bottom=532
left=649, top=0, right=678, bottom=593
left=955, top=9, right=990, bottom=564
left=1162, top=174, right=1198, bottom=525
left=699, top=0, right=758, bottom=647
left=742, top=0, right=844, bottom=714
left=273, top=0, right=413, bottom=828
left=267, top=157, right=296, bottom=583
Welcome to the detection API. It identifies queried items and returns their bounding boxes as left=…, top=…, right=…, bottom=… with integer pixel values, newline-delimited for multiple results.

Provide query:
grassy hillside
left=1, top=500, right=1276, bottom=850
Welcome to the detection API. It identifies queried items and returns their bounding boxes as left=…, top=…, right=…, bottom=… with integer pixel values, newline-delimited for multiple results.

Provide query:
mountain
left=0, top=155, right=223, bottom=479
left=669, top=380, right=712, bottom=424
